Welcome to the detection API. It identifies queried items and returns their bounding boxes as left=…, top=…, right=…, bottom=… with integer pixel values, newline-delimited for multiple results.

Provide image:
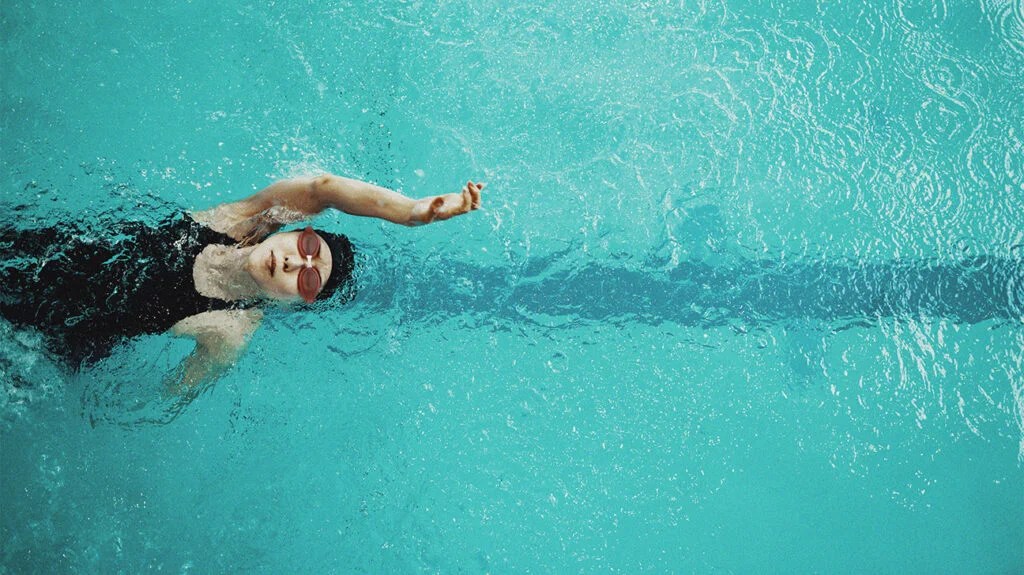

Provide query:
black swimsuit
left=1, top=214, right=249, bottom=368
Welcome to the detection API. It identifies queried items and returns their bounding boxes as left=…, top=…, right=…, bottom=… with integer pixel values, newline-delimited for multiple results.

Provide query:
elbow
left=311, top=173, right=338, bottom=195
left=308, top=174, right=340, bottom=211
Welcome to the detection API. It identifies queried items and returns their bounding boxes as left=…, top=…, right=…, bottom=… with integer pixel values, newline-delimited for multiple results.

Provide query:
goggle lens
left=299, top=227, right=321, bottom=259
left=297, top=226, right=323, bottom=303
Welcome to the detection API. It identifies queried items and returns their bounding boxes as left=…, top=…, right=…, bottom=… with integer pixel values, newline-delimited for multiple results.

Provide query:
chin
left=245, top=250, right=259, bottom=272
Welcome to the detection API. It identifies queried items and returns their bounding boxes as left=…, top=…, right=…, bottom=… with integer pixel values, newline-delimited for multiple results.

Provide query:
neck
left=193, top=244, right=262, bottom=301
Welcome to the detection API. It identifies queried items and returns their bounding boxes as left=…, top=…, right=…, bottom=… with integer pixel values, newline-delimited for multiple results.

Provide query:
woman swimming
left=0, top=175, right=484, bottom=389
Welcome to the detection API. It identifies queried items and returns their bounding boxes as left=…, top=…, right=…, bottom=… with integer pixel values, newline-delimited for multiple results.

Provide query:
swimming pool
left=2, top=0, right=1023, bottom=572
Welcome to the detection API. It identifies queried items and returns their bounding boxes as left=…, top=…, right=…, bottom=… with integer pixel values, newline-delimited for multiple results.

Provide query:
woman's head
left=245, top=227, right=354, bottom=302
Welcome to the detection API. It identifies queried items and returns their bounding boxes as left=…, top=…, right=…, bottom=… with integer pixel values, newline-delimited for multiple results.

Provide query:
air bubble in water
left=546, top=351, right=568, bottom=373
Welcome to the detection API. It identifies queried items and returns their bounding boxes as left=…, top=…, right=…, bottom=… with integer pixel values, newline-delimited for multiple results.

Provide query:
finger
left=462, top=186, right=473, bottom=213
left=469, top=183, right=481, bottom=209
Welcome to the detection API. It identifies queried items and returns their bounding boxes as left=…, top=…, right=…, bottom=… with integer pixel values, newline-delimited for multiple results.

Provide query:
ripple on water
left=1005, top=126, right=1024, bottom=187
left=982, top=0, right=1024, bottom=59
left=909, top=167, right=967, bottom=231
left=1009, top=330, right=1024, bottom=460
left=913, top=87, right=978, bottom=150
left=962, top=122, right=1023, bottom=245
left=0, top=320, right=66, bottom=429
left=893, top=0, right=949, bottom=31
left=890, top=34, right=985, bottom=156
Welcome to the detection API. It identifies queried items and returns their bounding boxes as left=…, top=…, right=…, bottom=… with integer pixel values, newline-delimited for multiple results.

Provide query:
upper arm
left=191, top=177, right=327, bottom=242
left=232, top=177, right=328, bottom=217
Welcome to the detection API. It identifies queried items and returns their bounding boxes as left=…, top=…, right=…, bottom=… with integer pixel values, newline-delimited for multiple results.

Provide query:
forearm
left=164, top=348, right=230, bottom=394
left=166, top=312, right=257, bottom=394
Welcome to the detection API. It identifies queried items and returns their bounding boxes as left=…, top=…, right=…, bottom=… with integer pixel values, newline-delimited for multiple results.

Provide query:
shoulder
left=170, top=308, right=264, bottom=349
left=189, top=203, right=255, bottom=242
left=191, top=203, right=308, bottom=245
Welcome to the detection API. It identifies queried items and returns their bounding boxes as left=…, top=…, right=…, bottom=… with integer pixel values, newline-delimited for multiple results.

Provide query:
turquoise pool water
left=2, top=0, right=1023, bottom=572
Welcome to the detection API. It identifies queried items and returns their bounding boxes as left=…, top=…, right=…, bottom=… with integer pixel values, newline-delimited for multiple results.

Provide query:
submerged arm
left=165, top=309, right=263, bottom=393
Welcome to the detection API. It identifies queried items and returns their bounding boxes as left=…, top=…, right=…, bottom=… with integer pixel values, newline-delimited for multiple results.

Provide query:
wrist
left=408, top=197, right=433, bottom=226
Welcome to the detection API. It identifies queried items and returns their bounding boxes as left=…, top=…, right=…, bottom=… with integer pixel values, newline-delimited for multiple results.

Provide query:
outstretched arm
left=307, top=175, right=484, bottom=226
left=194, top=175, right=483, bottom=239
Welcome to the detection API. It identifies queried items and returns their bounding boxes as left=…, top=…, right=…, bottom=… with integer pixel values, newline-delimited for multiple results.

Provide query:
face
left=246, top=230, right=333, bottom=301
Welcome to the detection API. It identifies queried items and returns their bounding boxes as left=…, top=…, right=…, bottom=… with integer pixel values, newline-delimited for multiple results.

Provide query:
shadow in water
left=413, top=255, right=1022, bottom=327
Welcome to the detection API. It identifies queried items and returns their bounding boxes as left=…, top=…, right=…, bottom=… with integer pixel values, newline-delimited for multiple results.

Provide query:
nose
left=282, top=254, right=298, bottom=273
left=282, top=254, right=313, bottom=273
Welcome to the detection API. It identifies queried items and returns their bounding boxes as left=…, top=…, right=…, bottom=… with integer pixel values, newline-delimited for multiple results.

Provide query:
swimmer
left=0, top=175, right=484, bottom=390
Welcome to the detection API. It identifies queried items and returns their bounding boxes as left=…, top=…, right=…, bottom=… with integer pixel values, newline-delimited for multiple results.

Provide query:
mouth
left=268, top=250, right=276, bottom=276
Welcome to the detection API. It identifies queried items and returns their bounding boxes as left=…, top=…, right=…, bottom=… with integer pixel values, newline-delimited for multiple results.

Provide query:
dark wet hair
left=317, top=230, right=355, bottom=301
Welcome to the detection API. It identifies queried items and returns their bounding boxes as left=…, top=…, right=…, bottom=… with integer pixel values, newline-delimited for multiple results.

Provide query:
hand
left=413, top=180, right=485, bottom=224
